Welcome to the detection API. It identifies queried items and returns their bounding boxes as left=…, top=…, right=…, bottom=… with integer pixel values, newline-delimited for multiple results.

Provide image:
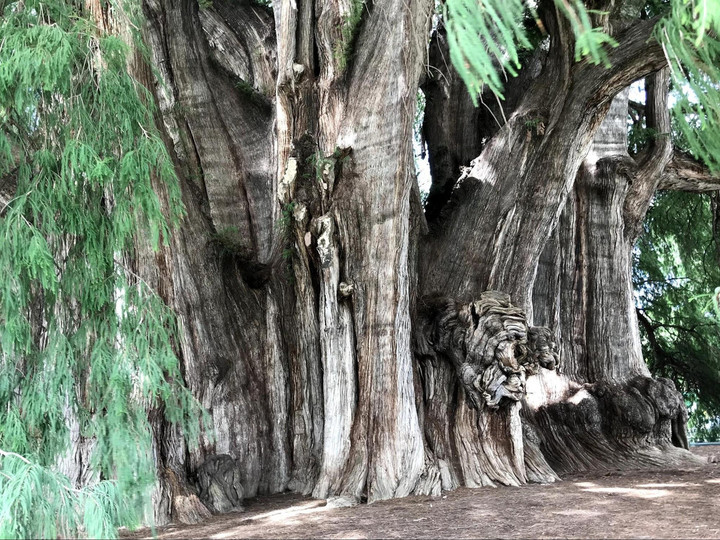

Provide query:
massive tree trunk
left=133, top=0, right=437, bottom=523
left=62, top=0, right=707, bottom=526
left=527, top=73, right=694, bottom=474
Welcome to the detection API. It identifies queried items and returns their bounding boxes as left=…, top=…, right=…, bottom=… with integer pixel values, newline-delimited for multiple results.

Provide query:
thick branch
left=658, top=151, right=720, bottom=192
left=421, top=26, right=546, bottom=224
left=574, top=17, right=666, bottom=104
left=624, top=68, right=672, bottom=240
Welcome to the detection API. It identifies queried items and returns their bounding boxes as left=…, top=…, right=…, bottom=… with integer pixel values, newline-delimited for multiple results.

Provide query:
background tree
left=635, top=190, right=720, bottom=441
left=2, top=0, right=720, bottom=537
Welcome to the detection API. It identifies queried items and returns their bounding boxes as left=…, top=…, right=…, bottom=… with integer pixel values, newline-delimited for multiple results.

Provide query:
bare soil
left=126, top=446, right=720, bottom=539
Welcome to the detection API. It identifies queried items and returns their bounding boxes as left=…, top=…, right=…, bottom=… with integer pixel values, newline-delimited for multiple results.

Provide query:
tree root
left=526, top=374, right=703, bottom=475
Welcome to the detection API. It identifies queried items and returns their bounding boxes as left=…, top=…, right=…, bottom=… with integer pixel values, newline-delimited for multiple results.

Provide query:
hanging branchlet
left=657, top=0, right=720, bottom=173
left=0, top=1, right=203, bottom=537
left=443, top=0, right=617, bottom=105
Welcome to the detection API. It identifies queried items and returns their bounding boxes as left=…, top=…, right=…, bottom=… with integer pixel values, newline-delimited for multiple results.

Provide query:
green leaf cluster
left=444, top=0, right=617, bottom=105
left=634, top=191, right=720, bottom=441
left=444, top=0, right=530, bottom=103
left=0, top=0, right=202, bottom=537
left=657, top=0, right=720, bottom=173
left=333, top=0, right=365, bottom=71
left=443, top=0, right=720, bottom=178
left=0, top=451, right=138, bottom=538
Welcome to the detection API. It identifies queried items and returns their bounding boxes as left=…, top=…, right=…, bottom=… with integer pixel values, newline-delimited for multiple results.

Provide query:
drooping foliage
left=444, top=0, right=618, bottom=104
left=657, top=0, right=720, bottom=173
left=444, top=0, right=531, bottom=102
left=634, top=191, right=720, bottom=441
left=445, top=0, right=720, bottom=176
left=0, top=1, right=202, bottom=537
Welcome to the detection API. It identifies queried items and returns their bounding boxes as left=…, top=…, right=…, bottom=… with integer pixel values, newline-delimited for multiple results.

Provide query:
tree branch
left=628, top=100, right=645, bottom=116
left=636, top=308, right=675, bottom=372
left=574, top=16, right=666, bottom=104
left=624, top=67, right=672, bottom=240
left=658, top=151, right=720, bottom=193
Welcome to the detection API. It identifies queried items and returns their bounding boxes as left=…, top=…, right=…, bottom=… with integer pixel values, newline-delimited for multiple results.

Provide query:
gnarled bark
left=528, top=72, right=699, bottom=475
left=60, top=1, right=706, bottom=527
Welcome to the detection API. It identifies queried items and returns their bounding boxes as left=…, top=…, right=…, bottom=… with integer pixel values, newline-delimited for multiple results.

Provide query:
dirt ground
left=126, top=446, right=720, bottom=539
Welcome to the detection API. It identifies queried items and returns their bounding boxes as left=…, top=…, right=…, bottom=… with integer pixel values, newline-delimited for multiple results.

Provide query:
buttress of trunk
left=137, top=0, right=441, bottom=516
left=527, top=80, right=700, bottom=476
left=414, top=8, right=669, bottom=491
left=414, top=292, right=560, bottom=488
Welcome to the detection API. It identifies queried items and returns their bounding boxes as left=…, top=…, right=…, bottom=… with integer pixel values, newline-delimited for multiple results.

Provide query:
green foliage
left=657, top=0, right=720, bottom=173
left=250, top=0, right=273, bottom=9
left=628, top=114, right=660, bottom=156
left=523, top=116, right=546, bottom=137
left=688, top=405, right=720, bottom=442
left=444, top=0, right=616, bottom=104
left=334, top=0, right=365, bottom=71
left=0, top=451, right=138, bottom=539
left=279, top=202, right=297, bottom=232
left=306, top=149, right=338, bottom=184
left=413, top=89, right=426, bottom=152
left=234, top=79, right=271, bottom=108
left=555, top=3, right=617, bottom=66
left=0, top=0, right=202, bottom=536
left=197, top=0, right=213, bottom=9
left=644, top=0, right=673, bottom=17
left=634, top=191, right=720, bottom=441
left=444, top=0, right=530, bottom=102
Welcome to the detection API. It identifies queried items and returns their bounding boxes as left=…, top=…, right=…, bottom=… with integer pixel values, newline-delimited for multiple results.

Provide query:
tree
left=635, top=189, right=720, bottom=442
left=2, top=0, right=719, bottom=536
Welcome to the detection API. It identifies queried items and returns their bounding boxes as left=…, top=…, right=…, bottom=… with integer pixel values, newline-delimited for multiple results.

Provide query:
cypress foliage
left=444, top=0, right=720, bottom=175
left=0, top=1, right=202, bottom=537
left=657, top=0, right=720, bottom=173
left=634, top=191, right=720, bottom=441
left=444, top=0, right=618, bottom=104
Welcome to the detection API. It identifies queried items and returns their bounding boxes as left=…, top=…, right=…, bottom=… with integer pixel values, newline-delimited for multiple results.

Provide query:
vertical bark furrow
left=312, top=215, right=357, bottom=498
left=138, top=0, right=292, bottom=516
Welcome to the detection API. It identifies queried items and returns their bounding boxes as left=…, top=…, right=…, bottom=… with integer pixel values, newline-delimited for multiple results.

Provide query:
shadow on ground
left=125, top=447, right=720, bottom=539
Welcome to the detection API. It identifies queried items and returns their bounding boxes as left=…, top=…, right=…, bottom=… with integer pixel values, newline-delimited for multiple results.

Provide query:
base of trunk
left=158, top=467, right=212, bottom=525
left=525, top=370, right=702, bottom=475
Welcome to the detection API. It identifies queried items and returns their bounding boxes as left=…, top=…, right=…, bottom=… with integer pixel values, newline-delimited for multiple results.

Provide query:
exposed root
left=527, top=374, right=703, bottom=475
